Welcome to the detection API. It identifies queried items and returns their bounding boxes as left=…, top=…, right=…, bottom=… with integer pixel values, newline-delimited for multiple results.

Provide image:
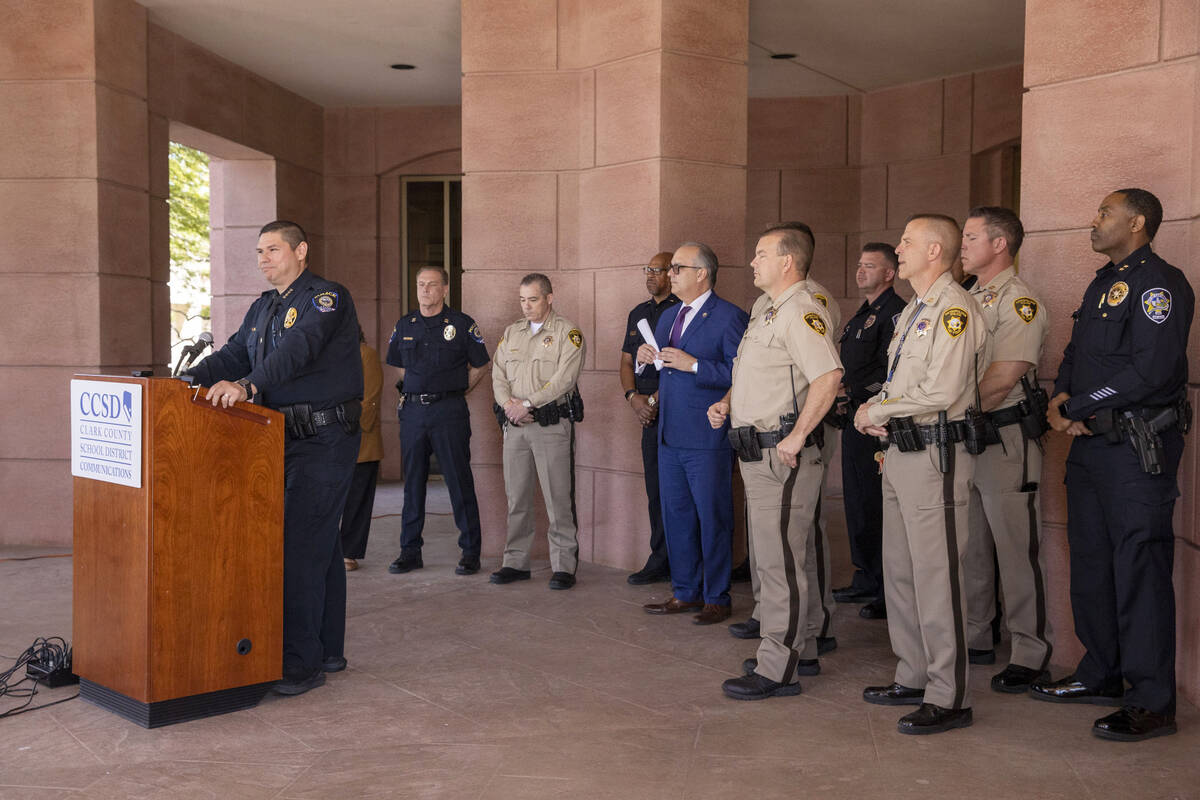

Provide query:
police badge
left=1107, top=281, right=1129, bottom=306
left=443, top=324, right=457, bottom=341
left=283, top=307, right=298, bottom=328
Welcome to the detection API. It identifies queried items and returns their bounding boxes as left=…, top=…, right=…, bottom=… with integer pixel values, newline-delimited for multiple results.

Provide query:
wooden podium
left=72, top=375, right=284, bottom=727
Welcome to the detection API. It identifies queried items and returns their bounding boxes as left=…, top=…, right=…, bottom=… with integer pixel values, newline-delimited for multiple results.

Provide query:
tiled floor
left=1, top=483, right=1198, bottom=799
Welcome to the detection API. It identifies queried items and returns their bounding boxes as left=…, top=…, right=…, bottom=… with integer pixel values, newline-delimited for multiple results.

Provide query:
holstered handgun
left=566, top=390, right=585, bottom=423
left=823, top=396, right=850, bottom=430
left=727, top=425, right=763, bottom=462
left=1120, top=411, right=1164, bottom=475
left=491, top=402, right=507, bottom=431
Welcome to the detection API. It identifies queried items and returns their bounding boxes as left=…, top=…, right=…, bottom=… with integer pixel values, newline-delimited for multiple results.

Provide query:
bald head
left=896, top=214, right=961, bottom=290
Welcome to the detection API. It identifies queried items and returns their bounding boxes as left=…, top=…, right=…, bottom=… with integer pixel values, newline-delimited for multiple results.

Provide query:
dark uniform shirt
left=386, top=306, right=490, bottom=394
left=838, top=286, right=907, bottom=404
left=190, top=269, right=363, bottom=409
left=622, top=294, right=681, bottom=394
left=1056, top=243, right=1194, bottom=419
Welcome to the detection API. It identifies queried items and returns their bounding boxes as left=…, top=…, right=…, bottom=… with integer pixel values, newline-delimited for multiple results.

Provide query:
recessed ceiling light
left=390, top=63, right=416, bottom=70
left=770, top=53, right=796, bottom=60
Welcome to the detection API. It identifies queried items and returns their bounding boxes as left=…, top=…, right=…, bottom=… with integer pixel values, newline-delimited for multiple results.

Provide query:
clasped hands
left=636, top=343, right=697, bottom=373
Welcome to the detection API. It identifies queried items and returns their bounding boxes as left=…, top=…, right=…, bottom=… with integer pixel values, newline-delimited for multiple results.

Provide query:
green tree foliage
left=168, top=142, right=211, bottom=344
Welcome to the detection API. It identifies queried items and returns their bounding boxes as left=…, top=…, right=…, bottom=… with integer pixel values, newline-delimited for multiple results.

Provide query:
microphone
left=183, top=332, right=214, bottom=370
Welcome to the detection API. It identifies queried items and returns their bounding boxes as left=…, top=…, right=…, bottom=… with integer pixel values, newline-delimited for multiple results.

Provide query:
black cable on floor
left=0, top=637, right=79, bottom=719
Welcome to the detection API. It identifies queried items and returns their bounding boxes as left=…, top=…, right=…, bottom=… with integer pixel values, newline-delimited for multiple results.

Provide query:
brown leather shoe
left=343, top=558, right=358, bottom=572
left=643, top=597, right=704, bottom=615
left=693, top=604, right=733, bottom=625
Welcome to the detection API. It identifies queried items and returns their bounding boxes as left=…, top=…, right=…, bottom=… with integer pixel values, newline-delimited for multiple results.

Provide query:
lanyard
left=885, top=301, right=926, bottom=384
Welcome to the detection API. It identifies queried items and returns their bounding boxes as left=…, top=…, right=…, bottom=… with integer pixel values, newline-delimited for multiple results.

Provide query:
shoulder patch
left=803, top=312, right=827, bottom=336
left=1013, top=297, right=1038, bottom=324
left=813, top=293, right=829, bottom=308
left=283, top=307, right=298, bottom=328
left=469, top=322, right=485, bottom=343
left=1142, top=288, right=1172, bottom=324
left=568, top=329, right=583, bottom=348
left=312, top=291, right=338, bottom=312
left=942, top=307, right=968, bottom=338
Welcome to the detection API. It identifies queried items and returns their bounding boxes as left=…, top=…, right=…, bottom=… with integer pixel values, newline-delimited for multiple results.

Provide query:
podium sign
left=71, top=379, right=143, bottom=488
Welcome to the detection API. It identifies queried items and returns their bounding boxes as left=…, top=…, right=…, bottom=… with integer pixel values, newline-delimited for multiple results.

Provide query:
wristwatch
left=236, top=378, right=254, bottom=400
left=647, top=395, right=657, bottom=407
left=625, top=389, right=637, bottom=401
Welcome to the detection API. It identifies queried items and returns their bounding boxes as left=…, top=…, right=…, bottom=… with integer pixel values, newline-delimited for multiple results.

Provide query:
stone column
left=1019, top=0, right=1200, bottom=704
left=0, top=0, right=152, bottom=544
left=459, top=0, right=748, bottom=569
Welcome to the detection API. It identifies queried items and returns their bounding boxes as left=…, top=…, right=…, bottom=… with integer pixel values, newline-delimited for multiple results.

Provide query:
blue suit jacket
left=654, top=293, right=749, bottom=450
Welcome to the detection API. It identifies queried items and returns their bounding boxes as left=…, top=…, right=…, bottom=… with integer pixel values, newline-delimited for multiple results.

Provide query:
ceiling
left=140, top=0, right=1024, bottom=107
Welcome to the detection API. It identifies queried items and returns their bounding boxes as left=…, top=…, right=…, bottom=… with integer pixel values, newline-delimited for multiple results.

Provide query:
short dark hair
left=1114, top=188, right=1163, bottom=240
left=861, top=242, right=898, bottom=271
left=967, top=206, right=1025, bottom=257
left=906, top=213, right=961, bottom=266
left=259, top=220, right=308, bottom=250
left=520, top=272, right=553, bottom=295
left=761, top=221, right=815, bottom=275
left=678, top=241, right=720, bottom=286
left=416, top=265, right=449, bottom=285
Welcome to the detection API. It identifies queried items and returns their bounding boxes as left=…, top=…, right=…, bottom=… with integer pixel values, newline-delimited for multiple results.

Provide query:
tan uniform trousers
left=882, top=442, right=975, bottom=710
left=744, top=446, right=824, bottom=683
left=747, top=423, right=836, bottom=643
left=501, top=418, right=579, bottom=574
left=964, top=422, right=1053, bottom=669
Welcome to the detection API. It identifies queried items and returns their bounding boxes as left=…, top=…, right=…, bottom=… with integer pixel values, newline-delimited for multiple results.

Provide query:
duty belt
left=278, top=400, right=362, bottom=440
left=755, top=428, right=820, bottom=449
left=915, top=421, right=966, bottom=444
left=986, top=404, right=1023, bottom=429
left=403, top=390, right=463, bottom=405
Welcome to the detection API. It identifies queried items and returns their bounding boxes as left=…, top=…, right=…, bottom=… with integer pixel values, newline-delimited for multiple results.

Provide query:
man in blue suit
left=637, top=242, right=749, bottom=625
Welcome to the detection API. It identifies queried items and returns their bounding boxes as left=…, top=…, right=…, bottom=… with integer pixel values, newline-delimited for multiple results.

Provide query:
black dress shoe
left=627, top=566, right=670, bottom=585
left=990, top=664, right=1048, bottom=694
left=742, top=657, right=819, bottom=677
left=968, top=648, right=995, bottom=665
left=1093, top=706, right=1177, bottom=742
left=817, top=636, right=837, bottom=655
left=388, top=554, right=423, bottom=574
left=489, top=566, right=532, bottom=584
left=859, top=599, right=887, bottom=619
left=456, top=559, right=480, bottom=576
left=728, top=618, right=761, bottom=639
left=272, top=669, right=326, bottom=696
left=1030, top=673, right=1124, bottom=705
left=322, top=656, right=347, bottom=673
left=722, top=673, right=802, bottom=701
left=897, top=703, right=973, bottom=735
left=833, top=585, right=876, bottom=603
left=863, top=682, right=925, bottom=706
left=548, top=571, right=576, bottom=590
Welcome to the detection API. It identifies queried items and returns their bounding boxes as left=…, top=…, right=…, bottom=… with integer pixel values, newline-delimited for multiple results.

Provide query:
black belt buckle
left=418, top=393, right=438, bottom=405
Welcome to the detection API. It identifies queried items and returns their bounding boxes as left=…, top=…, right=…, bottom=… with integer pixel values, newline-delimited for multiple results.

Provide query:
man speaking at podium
left=189, top=220, right=363, bottom=697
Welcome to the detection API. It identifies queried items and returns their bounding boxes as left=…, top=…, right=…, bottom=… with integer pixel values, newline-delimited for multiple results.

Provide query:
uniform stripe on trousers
left=1021, top=434, right=1052, bottom=671
left=568, top=421, right=579, bottom=573
left=812, top=492, right=832, bottom=637
left=779, top=464, right=803, bottom=682
left=942, top=446, right=967, bottom=709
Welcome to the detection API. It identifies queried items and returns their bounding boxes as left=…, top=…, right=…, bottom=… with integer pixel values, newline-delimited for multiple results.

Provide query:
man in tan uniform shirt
left=854, top=214, right=990, bottom=735
left=491, top=273, right=586, bottom=590
left=959, top=207, right=1054, bottom=692
left=732, top=223, right=841, bottom=657
left=709, top=227, right=843, bottom=700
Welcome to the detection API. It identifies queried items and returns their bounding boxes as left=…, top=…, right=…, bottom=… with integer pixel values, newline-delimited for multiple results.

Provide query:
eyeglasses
left=644, top=266, right=666, bottom=275
left=668, top=263, right=703, bottom=274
